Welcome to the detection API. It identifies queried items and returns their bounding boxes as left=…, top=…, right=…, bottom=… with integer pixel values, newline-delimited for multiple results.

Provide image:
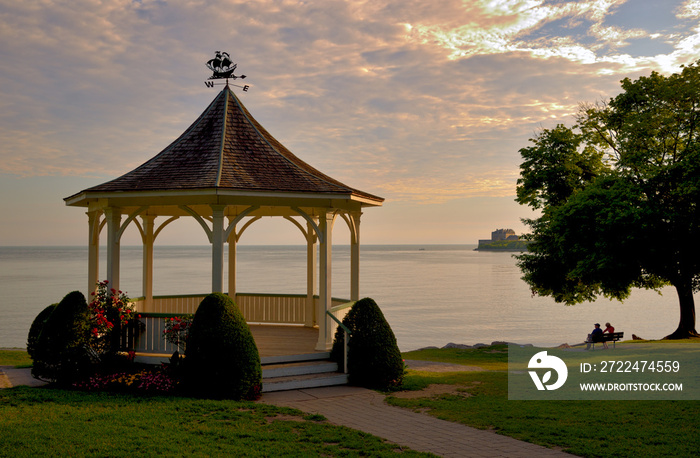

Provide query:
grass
left=392, top=341, right=700, bottom=458
left=0, top=387, right=433, bottom=457
left=0, top=349, right=32, bottom=368
left=402, top=344, right=508, bottom=371
left=0, top=350, right=433, bottom=457
left=619, top=336, right=700, bottom=345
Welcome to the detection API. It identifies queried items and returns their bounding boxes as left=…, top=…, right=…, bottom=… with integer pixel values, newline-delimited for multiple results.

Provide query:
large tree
left=516, top=62, right=700, bottom=339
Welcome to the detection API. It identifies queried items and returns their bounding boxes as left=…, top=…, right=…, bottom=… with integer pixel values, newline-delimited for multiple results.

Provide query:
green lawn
left=0, top=349, right=32, bottom=368
left=392, top=342, right=700, bottom=458
left=0, top=387, right=432, bottom=457
left=403, top=344, right=509, bottom=371
left=0, top=349, right=435, bottom=457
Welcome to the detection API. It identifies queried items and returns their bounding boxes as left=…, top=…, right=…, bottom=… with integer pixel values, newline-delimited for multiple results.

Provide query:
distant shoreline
left=475, top=240, right=529, bottom=252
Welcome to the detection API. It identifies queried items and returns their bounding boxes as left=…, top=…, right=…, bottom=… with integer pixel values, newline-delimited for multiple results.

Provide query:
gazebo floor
left=249, top=324, right=324, bottom=358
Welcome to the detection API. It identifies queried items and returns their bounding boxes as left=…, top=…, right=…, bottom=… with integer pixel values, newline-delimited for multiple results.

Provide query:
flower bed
left=73, top=363, right=179, bottom=394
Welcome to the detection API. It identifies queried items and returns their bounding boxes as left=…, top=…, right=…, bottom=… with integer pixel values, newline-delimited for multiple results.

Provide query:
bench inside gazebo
left=64, top=81, right=383, bottom=390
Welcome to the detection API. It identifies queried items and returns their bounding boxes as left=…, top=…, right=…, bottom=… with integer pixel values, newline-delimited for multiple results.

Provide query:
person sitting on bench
left=586, top=323, right=603, bottom=350
left=602, top=322, right=615, bottom=349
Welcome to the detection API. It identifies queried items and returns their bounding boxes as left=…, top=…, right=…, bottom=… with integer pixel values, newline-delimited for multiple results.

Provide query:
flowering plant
left=162, top=315, right=193, bottom=354
left=72, top=366, right=178, bottom=394
left=89, top=280, right=138, bottom=355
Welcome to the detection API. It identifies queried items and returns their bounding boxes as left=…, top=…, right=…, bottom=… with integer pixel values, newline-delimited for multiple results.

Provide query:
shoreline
left=405, top=340, right=589, bottom=352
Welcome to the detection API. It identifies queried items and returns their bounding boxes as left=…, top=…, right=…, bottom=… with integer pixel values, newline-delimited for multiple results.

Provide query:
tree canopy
left=516, top=62, right=700, bottom=339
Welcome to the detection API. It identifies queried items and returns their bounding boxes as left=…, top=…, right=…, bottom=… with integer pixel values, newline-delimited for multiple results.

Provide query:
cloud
left=402, top=0, right=700, bottom=71
left=1, top=0, right=699, bottom=207
left=678, top=0, right=700, bottom=18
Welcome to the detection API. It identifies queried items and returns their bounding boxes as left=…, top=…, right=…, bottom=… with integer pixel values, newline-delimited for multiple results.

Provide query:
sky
left=1, top=0, right=700, bottom=246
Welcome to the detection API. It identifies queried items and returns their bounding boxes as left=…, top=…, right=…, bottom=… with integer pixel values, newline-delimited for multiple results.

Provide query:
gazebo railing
left=130, top=313, right=182, bottom=355
left=126, top=293, right=352, bottom=354
left=237, top=293, right=308, bottom=324
left=327, top=300, right=355, bottom=373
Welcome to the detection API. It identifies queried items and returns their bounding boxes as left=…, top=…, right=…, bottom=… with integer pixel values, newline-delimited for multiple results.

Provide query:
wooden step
left=261, top=352, right=330, bottom=365
left=134, top=351, right=331, bottom=366
left=262, top=360, right=339, bottom=378
left=261, top=352, right=348, bottom=392
left=262, top=371, right=349, bottom=392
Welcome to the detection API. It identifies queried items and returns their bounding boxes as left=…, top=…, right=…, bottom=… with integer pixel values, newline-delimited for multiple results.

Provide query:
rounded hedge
left=31, top=291, right=91, bottom=384
left=27, top=303, right=57, bottom=361
left=184, top=293, right=262, bottom=400
left=331, top=297, right=404, bottom=390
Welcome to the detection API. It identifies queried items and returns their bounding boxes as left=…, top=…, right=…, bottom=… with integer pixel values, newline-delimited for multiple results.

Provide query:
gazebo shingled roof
left=67, top=86, right=382, bottom=203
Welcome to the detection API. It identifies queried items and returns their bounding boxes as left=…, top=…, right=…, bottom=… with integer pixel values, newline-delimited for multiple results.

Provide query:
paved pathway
left=0, top=366, right=46, bottom=389
left=260, top=385, right=572, bottom=458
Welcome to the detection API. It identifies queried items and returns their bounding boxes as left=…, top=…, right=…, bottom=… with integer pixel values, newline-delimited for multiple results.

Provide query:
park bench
left=587, top=332, right=624, bottom=349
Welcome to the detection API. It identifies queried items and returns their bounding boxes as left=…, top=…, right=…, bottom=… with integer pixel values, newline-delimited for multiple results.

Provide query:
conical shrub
left=185, top=293, right=262, bottom=400
left=331, top=297, right=404, bottom=389
left=31, top=291, right=91, bottom=384
left=27, top=303, right=57, bottom=361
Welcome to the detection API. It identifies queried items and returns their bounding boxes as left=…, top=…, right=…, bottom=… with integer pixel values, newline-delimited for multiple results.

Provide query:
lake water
left=0, top=245, right=688, bottom=351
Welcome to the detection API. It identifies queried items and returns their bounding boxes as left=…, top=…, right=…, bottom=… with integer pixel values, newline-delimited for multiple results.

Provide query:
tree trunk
left=664, top=281, right=699, bottom=339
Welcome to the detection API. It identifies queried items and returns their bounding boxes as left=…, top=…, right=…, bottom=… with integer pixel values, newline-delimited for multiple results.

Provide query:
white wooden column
left=316, top=211, right=334, bottom=351
left=86, top=210, right=101, bottom=294
left=104, top=207, right=122, bottom=293
left=350, top=212, right=361, bottom=301
left=305, top=219, right=318, bottom=327
left=211, top=205, right=226, bottom=293
left=227, top=216, right=237, bottom=301
left=141, top=215, right=156, bottom=312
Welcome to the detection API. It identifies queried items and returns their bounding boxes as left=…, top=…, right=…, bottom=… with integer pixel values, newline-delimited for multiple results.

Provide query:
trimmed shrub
left=27, top=303, right=57, bottom=361
left=31, top=291, right=91, bottom=384
left=184, top=293, right=262, bottom=400
left=331, top=297, right=404, bottom=390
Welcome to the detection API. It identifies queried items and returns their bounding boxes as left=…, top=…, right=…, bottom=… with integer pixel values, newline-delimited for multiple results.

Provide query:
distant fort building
left=479, top=228, right=519, bottom=245
left=477, top=229, right=526, bottom=251
left=493, top=228, right=518, bottom=241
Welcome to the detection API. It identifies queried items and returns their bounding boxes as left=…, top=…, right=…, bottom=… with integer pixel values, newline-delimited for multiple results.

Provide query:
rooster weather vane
left=205, top=51, right=249, bottom=91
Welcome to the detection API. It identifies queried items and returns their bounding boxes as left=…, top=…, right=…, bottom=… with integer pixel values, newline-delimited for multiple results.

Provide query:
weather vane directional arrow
left=204, top=51, right=249, bottom=91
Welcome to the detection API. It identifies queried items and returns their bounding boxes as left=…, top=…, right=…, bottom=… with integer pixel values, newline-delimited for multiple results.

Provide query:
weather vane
left=205, top=51, right=249, bottom=91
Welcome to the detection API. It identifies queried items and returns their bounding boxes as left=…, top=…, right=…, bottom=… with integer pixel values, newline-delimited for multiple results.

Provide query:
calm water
left=0, top=245, right=688, bottom=351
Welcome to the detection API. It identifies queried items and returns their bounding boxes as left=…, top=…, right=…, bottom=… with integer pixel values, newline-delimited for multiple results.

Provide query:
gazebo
left=64, top=84, right=383, bottom=352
